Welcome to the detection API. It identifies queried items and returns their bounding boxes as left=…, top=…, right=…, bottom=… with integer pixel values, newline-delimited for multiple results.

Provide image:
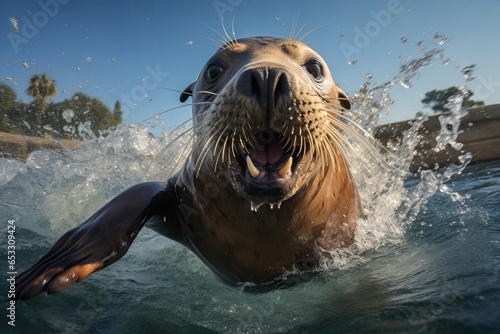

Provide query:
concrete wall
left=374, top=104, right=500, bottom=171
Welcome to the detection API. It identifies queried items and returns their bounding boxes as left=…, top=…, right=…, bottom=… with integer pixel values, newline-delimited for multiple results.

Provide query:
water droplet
left=399, top=80, right=411, bottom=89
left=85, top=56, right=92, bottom=62
left=270, top=203, right=274, bottom=209
left=9, top=17, right=19, bottom=32
left=434, top=32, right=449, bottom=45
left=22, top=60, right=29, bottom=68
left=111, top=57, right=117, bottom=62
left=461, top=65, right=475, bottom=82
left=275, top=16, right=280, bottom=20
left=4, top=77, right=13, bottom=81
left=76, top=66, right=80, bottom=71
left=277, top=202, right=282, bottom=209
left=365, top=73, right=373, bottom=80
left=339, top=32, right=345, bottom=38
left=348, top=60, right=358, bottom=66
left=186, top=40, right=193, bottom=45
left=400, top=35, right=407, bottom=43
left=438, top=37, right=449, bottom=45
left=62, top=109, right=74, bottom=123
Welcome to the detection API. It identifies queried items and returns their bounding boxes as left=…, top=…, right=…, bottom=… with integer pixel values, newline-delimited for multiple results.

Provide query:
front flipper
left=16, top=181, right=177, bottom=300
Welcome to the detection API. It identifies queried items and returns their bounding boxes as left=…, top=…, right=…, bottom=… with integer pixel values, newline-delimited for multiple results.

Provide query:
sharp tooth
left=278, top=156, right=293, bottom=178
left=246, top=155, right=260, bottom=178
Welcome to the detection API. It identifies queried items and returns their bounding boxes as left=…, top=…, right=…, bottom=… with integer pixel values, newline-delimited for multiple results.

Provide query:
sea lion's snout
left=233, top=66, right=298, bottom=201
left=188, top=37, right=354, bottom=209
left=235, top=66, right=291, bottom=114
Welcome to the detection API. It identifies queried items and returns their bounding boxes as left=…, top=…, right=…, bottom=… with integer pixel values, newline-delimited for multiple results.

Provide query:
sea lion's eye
left=305, top=60, right=323, bottom=81
left=205, top=64, right=224, bottom=83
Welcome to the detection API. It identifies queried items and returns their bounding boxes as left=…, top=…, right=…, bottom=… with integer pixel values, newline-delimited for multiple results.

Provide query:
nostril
left=237, top=69, right=264, bottom=104
left=250, top=71, right=261, bottom=101
left=273, top=72, right=289, bottom=107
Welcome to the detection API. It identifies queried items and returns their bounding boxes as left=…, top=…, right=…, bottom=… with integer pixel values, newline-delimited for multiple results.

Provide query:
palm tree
left=26, top=73, right=57, bottom=125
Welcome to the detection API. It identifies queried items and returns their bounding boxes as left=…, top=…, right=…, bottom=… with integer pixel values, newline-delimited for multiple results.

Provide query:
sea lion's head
left=180, top=36, right=352, bottom=207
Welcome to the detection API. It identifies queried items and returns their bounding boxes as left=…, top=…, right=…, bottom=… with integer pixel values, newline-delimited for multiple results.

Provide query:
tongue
left=248, top=136, right=284, bottom=166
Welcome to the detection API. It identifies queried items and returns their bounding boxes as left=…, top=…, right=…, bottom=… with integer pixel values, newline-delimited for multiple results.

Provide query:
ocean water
left=2, top=49, right=500, bottom=333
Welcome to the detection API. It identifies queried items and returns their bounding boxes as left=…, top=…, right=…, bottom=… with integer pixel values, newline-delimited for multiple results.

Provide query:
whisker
left=296, top=24, right=329, bottom=44
left=168, top=135, right=195, bottom=181
left=213, top=123, right=231, bottom=169
left=194, top=136, right=217, bottom=177
left=144, top=126, right=194, bottom=181
left=144, top=110, right=217, bottom=179
left=241, top=126, right=252, bottom=151
left=196, top=90, right=220, bottom=97
left=221, top=135, right=230, bottom=165
left=221, top=17, right=233, bottom=45
left=192, top=33, right=226, bottom=48
left=230, top=16, right=238, bottom=43
left=304, top=124, right=316, bottom=159
left=288, top=11, right=301, bottom=42
left=144, top=102, right=214, bottom=121
left=323, top=109, right=402, bottom=173
left=155, top=86, right=192, bottom=95
left=292, top=22, right=309, bottom=42
left=238, top=134, right=247, bottom=155
left=214, top=125, right=231, bottom=169
left=323, top=122, right=358, bottom=160
left=140, top=118, right=194, bottom=178
left=330, top=110, right=390, bottom=155
left=203, top=23, right=232, bottom=48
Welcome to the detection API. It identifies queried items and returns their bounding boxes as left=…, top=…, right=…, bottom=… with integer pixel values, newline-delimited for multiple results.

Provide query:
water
left=1, top=49, right=500, bottom=333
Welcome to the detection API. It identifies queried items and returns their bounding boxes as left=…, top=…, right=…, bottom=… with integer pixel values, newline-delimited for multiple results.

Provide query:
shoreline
left=0, top=131, right=78, bottom=162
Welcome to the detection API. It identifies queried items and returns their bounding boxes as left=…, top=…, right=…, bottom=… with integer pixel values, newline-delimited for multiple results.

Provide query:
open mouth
left=236, top=129, right=301, bottom=185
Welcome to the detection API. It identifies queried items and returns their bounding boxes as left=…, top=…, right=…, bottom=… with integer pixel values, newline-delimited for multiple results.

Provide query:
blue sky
left=3, top=0, right=500, bottom=128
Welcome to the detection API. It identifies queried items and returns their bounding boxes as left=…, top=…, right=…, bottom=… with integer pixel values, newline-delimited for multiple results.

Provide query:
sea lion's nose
left=236, top=67, right=290, bottom=111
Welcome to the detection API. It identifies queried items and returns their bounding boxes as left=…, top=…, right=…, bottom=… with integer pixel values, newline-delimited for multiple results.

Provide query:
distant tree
left=0, top=83, right=17, bottom=131
left=51, top=93, right=120, bottom=138
left=112, top=100, right=123, bottom=124
left=25, top=73, right=57, bottom=125
left=421, top=86, right=484, bottom=113
left=0, top=83, right=17, bottom=111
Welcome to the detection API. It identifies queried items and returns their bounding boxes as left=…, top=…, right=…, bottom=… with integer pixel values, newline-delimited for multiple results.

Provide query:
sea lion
left=16, top=36, right=361, bottom=300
